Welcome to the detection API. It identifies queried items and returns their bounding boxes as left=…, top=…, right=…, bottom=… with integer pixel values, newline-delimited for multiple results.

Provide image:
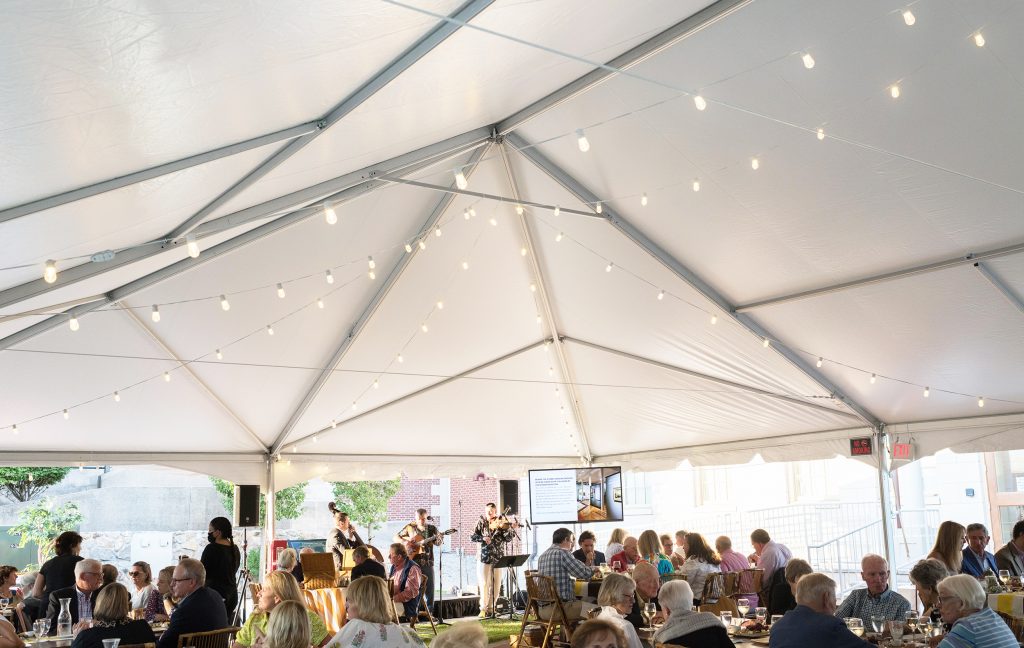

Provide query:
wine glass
left=845, top=618, right=864, bottom=637
left=755, top=606, right=767, bottom=624
left=999, top=569, right=1011, bottom=583
left=870, top=614, right=885, bottom=635
left=770, top=614, right=783, bottom=627
left=0, top=598, right=8, bottom=613
left=737, top=598, right=750, bottom=618
left=612, top=560, right=621, bottom=572
left=905, top=611, right=919, bottom=634
left=642, top=602, right=656, bottom=629
left=888, top=619, right=904, bottom=642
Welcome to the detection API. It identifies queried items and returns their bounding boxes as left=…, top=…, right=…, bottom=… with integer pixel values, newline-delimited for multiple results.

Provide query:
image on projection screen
left=528, top=466, right=623, bottom=524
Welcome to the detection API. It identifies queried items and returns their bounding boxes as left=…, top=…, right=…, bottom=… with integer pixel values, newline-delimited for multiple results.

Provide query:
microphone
left=426, top=515, right=434, bottom=520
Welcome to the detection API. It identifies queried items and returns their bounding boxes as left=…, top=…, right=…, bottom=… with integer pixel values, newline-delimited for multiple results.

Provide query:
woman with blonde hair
left=70, top=583, right=156, bottom=648
left=431, top=622, right=487, bottom=648
left=927, top=521, right=966, bottom=574
left=231, top=571, right=330, bottom=648
left=264, top=601, right=309, bottom=648
left=605, top=528, right=628, bottom=560
left=324, top=576, right=424, bottom=648
left=637, top=530, right=673, bottom=575
left=571, top=619, right=628, bottom=648
left=595, top=574, right=643, bottom=648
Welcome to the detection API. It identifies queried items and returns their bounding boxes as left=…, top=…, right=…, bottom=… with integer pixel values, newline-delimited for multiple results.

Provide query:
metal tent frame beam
left=164, top=0, right=496, bottom=239
left=498, top=142, right=593, bottom=462
left=505, top=131, right=882, bottom=427
left=975, top=261, right=1024, bottom=315
left=0, top=131, right=490, bottom=352
left=268, top=142, right=494, bottom=456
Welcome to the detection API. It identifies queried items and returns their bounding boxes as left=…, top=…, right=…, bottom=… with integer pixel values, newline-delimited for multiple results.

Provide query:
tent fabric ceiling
left=2, top=0, right=1023, bottom=485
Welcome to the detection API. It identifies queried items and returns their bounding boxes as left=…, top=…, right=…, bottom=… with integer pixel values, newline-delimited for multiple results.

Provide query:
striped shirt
left=938, top=607, right=1017, bottom=648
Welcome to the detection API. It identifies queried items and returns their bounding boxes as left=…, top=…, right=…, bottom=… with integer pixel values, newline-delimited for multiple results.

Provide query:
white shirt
left=680, top=558, right=721, bottom=599
left=325, top=619, right=425, bottom=648
left=596, top=606, right=643, bottom=648
left=131, top=584, right=153, bottom=610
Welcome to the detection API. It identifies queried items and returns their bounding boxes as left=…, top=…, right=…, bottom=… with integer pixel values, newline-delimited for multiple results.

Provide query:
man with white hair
left=652, top=580, right=730, bottom=646
left=935, top=574, right=1017, bottom=647
left=768, top=573, right=865, bottom=647
left=46, top=558, right=103, bottom=635
left=624, top=561, right=663, bottom=629
left=833, top=553, right=909, bottom=627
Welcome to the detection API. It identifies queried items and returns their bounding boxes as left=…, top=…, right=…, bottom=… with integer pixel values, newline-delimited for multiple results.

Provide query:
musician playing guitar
left=395, top=508, right=444, bottom=612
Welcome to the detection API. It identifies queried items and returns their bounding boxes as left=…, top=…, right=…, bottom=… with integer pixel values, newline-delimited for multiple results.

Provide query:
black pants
left=414, top=556, right=435, bottom=612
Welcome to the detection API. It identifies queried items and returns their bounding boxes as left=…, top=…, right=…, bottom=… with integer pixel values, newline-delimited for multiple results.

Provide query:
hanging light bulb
left=605, top=262, right=613, bottom=273
left=817, top=128, right=825, bottom=140
left=367, top=256, right=376, bottom=270
left=216, top=349, right=223, bottom=360
left=434, top=226, right=442, bottom=237
left=326, top=269, right=335, bottom=284
left=641, top=193, right=648, bottom=207
left=529, top=283, right=537, bottom=292
left=276, top=283, right=286, bottom=298
left=324, top=204, right=338, bottom=225
left=657, top=290, right=665, bottom=301
left=151, top=305, right=161, bottom=322
left=220, top=295, right=230, bottom=311
left=454, top=169, right=469, bottom=190
left=973, top=32, right=985, bottom=47
left=317, top=297, right=325, bottom=309
left=576, top=129, right=590, bottom=152
left=113, top=391, right=121, bottom=402
left=312, top=434, right=318, bottom=443
left=418, top=240, right=427, bottom=250
left=520, top=247, right=527, bottom=256
left=266, top=324, right=274, bottom=336
left=63, top=409, right=70, bottom=420
left=555, top=232, right=564, bottom=242
left=330, top=419, right=337, bottom=429
left=902, top=9, right=915, bottom=26
left=397, top=353, right=404, bottom=363
left=515, top=204, right=524, bottom=216
left=870, top=373, right=877, bottom=384
left=404, top=243, right=413, bottom=254
left=694, top=95, right=707, bottom=111
left=923, top=386, right=930, bottom=398
left=801, top=52, right=815, bottom=69
left=762, top=337, right=770, bottom=348
left=373, top=379, right=379, bottom=389
left=351, top=401, right=358, bottom=411
left=69, top=316, right=80, bottom=332
left=420, top=323, right=428, bottom=333
left=489, top=217, right=498, bottom=226
left=464, top=209, right=471, bottom=220
left=710, top=313, right=718, bottom=325
left=164, top=371, right=171, bottom=382
left=44, top=259, right=58, bottom=283
left=595, top=203, right=602, bottom=214
left=978, top=396, right=985, bottom=408
left=536, top=314, right=542, bottom=324
left=692, top=178, right=701, bottom=192
left=461, top=260, right=469, bottom=270
left=890, top=84, right=901, bottom=99
left=186, top=234, right=200, bottom=259
left=553, top=205, right=560, bottom=217
left=816, top=357, right=823, bottom=368
left=751, top=158, right=760, bottom=170
left=436, top=300, right=444, bottom=310
left=12, top=424, right=18, bottom=434
left=368, top=269, right=376, bottom=280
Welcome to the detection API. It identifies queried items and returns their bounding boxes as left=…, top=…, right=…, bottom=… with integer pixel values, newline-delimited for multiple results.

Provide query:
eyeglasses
left=171, top=577, right=194, bottom=583
left=81, top=572, right=101, bottom=578
left=128, top=572, right=142, bottom=577
left=937, top=595, right=960, bottom=604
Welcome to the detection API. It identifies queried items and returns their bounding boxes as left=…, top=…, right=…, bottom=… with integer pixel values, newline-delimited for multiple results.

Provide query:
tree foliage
left=209, top=478, right=308, bottom=526
left=0, top=467, right=72, bottom=502
left=330, top=479, right=401, bottom=542
left=10, top=498, right=83, bottom=564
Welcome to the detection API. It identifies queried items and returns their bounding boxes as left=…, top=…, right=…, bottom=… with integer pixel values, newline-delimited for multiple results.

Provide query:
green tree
left=330, top=479, right=401, bottom=542
left=208, top=478, right=308, bottom=526
left=0, top=467, right=72, bottom=502
left=10, top=498, right=83, bottom=565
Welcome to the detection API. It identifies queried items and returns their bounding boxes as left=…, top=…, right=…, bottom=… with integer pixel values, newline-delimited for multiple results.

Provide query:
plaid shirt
left=834, top=587, right=910, bottom=627
left=77, top=587, right=93, bottom=619
left=538, top=544, right=593, bottom=601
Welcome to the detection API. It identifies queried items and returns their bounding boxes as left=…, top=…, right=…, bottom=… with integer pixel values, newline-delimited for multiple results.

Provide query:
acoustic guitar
left=406, top=527, right=457, bottom=558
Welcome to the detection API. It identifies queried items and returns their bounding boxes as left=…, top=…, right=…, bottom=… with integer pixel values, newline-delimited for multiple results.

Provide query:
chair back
left=177, top=627, right=240, bottom=648
left=300, top=552, right=336, bottom=589
left=721, top=571, right=739, bottom=598
left=701, top=572, right=725, bottom=604
left=524, top=573, right=560, bottom=605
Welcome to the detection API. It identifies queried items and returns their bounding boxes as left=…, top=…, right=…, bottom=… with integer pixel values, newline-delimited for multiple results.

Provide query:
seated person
left=232, top=571, right=329, bottom=648
left=100, top=565, right=118, bottom=588
left=47, top=559, right=103, bottom=636
left=715, top=535, right=758, bottom=608
left=910, top=559, right=949, bottom=624
left=1, top=566, right=27, bottom=632
left=70, top=584, right=156, bottom=648
left=324, top=576, right=425, bottom=648
left=0, top=614, right=24, bottom=648
left=996, top=520, right=1024, bottom=578
left=638, top=530, right=673, bottom=575
left=572, top=531, right=606, bottom=568
left=609, top=537, right=640, bottom=572
left=350, top=546, right=386, bottom=581
left=143, top=566, right=173, bottom=622
left=262, top=600, right=307, bottom=648
left=387, top=544, right=421, bottom=623
left=678, top=533, right=721, bottom=605
left=768, top=573, right=865, bottom=648
left=624, top=562, right=662, bottom=629
left=653, top=580, right=732, bottom=648
left=935, top=574, right=1017, bottom=648
left=833, top=554, right=909, bottom=627
left=960, top=524, right=999, bottom=577
left=537, top=528, right=597, bottom=620
left=430, top=622, right=487, bottom=648
left=156, top=558, right=228, bottom=648
left=766, top=558, right=812, bottom=617
left=571, top=619, right=627, bottom=648
left=595, top=574, right=643, bottom=648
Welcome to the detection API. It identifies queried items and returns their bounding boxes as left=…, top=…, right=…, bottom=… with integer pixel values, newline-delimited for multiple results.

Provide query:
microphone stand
left=435, top=517, right=451, bottom=627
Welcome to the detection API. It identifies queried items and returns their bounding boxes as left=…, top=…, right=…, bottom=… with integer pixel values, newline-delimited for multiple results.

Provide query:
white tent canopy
left=2, top=0, right=1023, bottom=491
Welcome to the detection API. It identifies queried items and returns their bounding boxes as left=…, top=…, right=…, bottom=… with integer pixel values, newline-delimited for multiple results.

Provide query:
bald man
left=609, top=536, right=640, bottom=572
left=833, top=553, right=909, bottom=627
left=625, top=562, right=664, bottom=628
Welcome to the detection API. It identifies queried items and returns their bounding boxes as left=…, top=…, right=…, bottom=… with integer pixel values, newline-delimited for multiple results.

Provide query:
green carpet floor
left=414, top=617, right=523, bottom=645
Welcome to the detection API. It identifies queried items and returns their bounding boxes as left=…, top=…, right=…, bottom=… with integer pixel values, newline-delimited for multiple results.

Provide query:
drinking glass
left=102, top=639, right=121, bottom=648
left=770, top=614, right=783, bottom=627
left=737, top=598, right=750, bottom=617
left=0, top=598, right=8, bottom=612
left=845, top=618, right=864, bottom=637
left=905, top=611, right=918, bottom=634
left=33, top=619, right=48, bottom=642
left=754, top=606, right=767, bottom=623
left=600, top=562, right=609, bottom=575
left=612, top=561, right=621, bottom=572
left=870, top=614, right=885, bottom=634
left=643, top=602, right=657, bottom=629
left=999, top=569, right=1011, bottom=583
left=720, top=612, right=734, bottom=635
left=888, top=619, right=904, bottom=641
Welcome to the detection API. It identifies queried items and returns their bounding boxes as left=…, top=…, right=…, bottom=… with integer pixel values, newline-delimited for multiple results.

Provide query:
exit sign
left=850, top=437, right=873, bottom=456
left=892, top=442, right=914, bottom=461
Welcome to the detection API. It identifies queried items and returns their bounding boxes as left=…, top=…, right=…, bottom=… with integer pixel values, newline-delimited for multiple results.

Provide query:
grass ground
left=414, top=617, right=522, bottom=645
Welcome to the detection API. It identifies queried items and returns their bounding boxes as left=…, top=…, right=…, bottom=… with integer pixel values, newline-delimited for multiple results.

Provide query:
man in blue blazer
left=157, top=558, right=228, bottom=648
left=961, top=523, right=999, bottom=577
left=46, top=559, right=103, bottom=636
left=769, top=573, right=865, bottom=648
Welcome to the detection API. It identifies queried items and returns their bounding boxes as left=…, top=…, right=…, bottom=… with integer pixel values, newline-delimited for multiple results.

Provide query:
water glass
left=888, top=619, right=904, bottom=641
left=102, top=639, right=121, bottom=648
left=0, top=598, right=8, bottom=612
left=845, top=618, right=864, bottom=637
left=33, top=619, right=48, bottom=641
left=770, top=614, right=783, bottom=627
left=720, top=612, right=734, bottom=635
left=754, top=606, right=767, bottom=623
left=870, top=614, right=885, bottom=634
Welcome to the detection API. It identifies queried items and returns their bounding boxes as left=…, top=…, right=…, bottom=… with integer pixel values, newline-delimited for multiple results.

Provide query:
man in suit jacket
left=572, top=531, right=607, bottom=568
left=769, top=573, right=865, bottom=648
left=157, top=558, right=228, bottom=648
left=46, top=558, right=103, bottom=635
left=349, top=546, right=386, bottom=581
left=961, top=523, right=1000, bottom=577
left=995, top=520, right=1024, bottom=577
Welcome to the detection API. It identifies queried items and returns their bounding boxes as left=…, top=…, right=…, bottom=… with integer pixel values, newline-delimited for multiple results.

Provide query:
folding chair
left=517, top=573, right=577, bottom=648
left=177, top=627, right=240, bottom=648
left=697, top=573, right=738, bottom=616
left=412, top=573, right=437, bottom=636
left=731, top=568, right=763, bottom=611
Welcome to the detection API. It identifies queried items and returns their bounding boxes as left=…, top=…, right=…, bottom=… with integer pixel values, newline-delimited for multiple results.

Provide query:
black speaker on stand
left=233, top=484, right=260, bottom=626
left=499, top=480, right=519, bottom=515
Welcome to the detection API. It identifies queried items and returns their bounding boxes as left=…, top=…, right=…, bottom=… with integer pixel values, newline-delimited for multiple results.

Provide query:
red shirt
left=610, top=551, right=638, bottom=572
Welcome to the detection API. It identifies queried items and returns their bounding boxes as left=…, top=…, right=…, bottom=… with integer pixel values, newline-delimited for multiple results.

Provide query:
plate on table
left=733, top=630, right=770, bottom=639
left=749, top=638, right=771, bottom=646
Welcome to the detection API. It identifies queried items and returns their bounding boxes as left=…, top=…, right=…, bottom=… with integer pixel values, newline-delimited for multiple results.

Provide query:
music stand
left=493, top=554, right=530, bottom=620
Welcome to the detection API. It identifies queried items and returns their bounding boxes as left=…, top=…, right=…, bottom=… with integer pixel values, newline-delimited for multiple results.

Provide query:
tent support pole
left=497, top=142, right=593, bottom=463
left=268, top=142, right=493, bottom=456
left=875, top=426, right=898, bottom=571
left=975, top=262, right=1024, bottom=315
left=265, top=459, right=276, bottom=578
left=506, top=131, right=882, bottom=428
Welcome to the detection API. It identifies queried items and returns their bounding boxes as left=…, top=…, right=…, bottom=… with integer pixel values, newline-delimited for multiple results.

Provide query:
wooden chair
left=730, top=568, right=763, bottom=610
left=721, top=571, right=739, bottom=598
left=177, top=626, right=240, bottom=648
left=300, top=552, right=337, bottom=590
left=517, top=574, right=577, bottom=648
left=697, top=573, right=738, bottom=616
left=412, top=573, right=437, bottom=636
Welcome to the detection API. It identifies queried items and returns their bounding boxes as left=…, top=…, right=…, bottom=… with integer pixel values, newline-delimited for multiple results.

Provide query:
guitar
left=406, top=528, right=457, bottom=558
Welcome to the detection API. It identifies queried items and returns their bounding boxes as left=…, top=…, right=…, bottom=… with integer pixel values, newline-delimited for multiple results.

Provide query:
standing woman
left=927, top=521, right=966, bottom=575
left=201, top=517, right=241, bottom=619
left=33, top=532, right=84, bottom=618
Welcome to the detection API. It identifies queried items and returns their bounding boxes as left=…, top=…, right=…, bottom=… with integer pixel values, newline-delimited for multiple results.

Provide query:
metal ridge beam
left=505, top=131, right=882, bottom=427
left=268, top=142, right=493, bottom=455
left=0, top=451, right=266, bottom=465
left=280, top=340, right=549, bottom=452
left=496, top=0, right=751, bottom=135
left=735, top=240, right=1024, bottom=313
left=975, top=261, right=1024, bottom=316
left=563, top=336, right=859, bottom=419
left=0, top=122, right=317, bottom=225
left=0, top=127, right=492, bottom=315
left=165, top=0, right=496, bottom=239
left=281, top=452, right=575, bottom=463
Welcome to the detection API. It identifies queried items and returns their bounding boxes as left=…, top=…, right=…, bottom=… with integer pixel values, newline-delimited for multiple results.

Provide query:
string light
left=368, top=256, right=376, bottom=270
left=923, top=386, right=930, bottom=398
left=216, top=349, right=223, bottom=360
left=902, top=9, right=915, bottom=26
left=469, top=207, right=476, bottom=218
left=113, top=391, right=121, bottom=402
left=69, top=316, right=79, bottom=332
left=762, top=337, right=770, bottom=348
left=817, top=128, right=825, bottom=140
left=657, top=290, right=665, bottom=300
left=404, top=243, right=413, bottom=254
left=605, top=261, right=613, bottom=273
left=553, top=206, right=560, bottom=217
left=536, top=314, right=542, bottom=324
left=418, top=240, right=427, bottom=250
left=595, top=203, right=602, bottom=214
left=436, top=300, right=444, bottom=310
left=978, top=396, right=985, bottom=408
left=44, top=260, right=58, bottom=283
left=520, top=247, right=527, bottom=256
left=397, top=354, right=404, bottom=363
left=368, top=269, right=376, bottom=280
left=710, top=314, right=718, bottom=325
left=576, top=129, right=590, bottom=152
left=63, top=409, right=70, bottom=420
left=751, top=158, right=760, bottom=170
left=464, top=209, right=471, bottom=220
left=163, top=371, right=171, bottom=382
left=351, top=402, right=358, bottom=411
left=462, top=261, right=469, bottom=270
left=454, top=169, right=469, bottom=190
left=489, top=217, right=498, bottom=226
left=434, top=226, right=442, bottom=237
left=801, top=52, right=815, bottom=69
left=276, top=283, right=286, bottom=298
left=186, top=234, right=200, bottom=259
left=555, top=232, right=563, bottom=242
left=890, top=84, right=900, bottom=99
left=220, top=295, right=230, bottom=311
left=515, top=205, right=524, bottom=216
left=12, top=424, right=17, bottom=434
left=151, top=305, right=160, bottom=322
left=420, top=323, right=428, bottom=333
left=640, top=193, right=648, bottom=207
left=317, top=298, right=324, bottom=309
left=324, top=204, right=338, bottom=225
left=529, top=283, right=537, bottom=292
left=373, top=379, right=379, bottom=389
left=326, top=269, right=335, bottom=284
left=870, top=373, right=877, bottom=384
left=266, top=324, right=274, bottom=336
left=694, top=95, right=707, bottom=111
left=312, top=434, right=318, bottom=443
left=692, top=179, right=700, bottom=192
left=330, top=419, right=337, bottom=429
left=973, top=32, right=985, bottom=47
left=816, top=357, right=823, bottom=368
